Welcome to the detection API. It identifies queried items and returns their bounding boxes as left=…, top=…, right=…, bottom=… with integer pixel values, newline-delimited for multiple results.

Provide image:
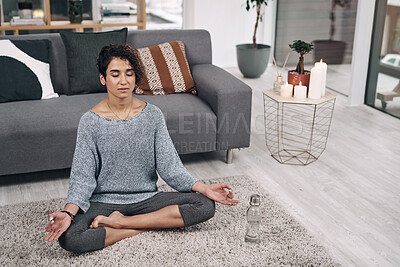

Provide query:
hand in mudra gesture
left=204, top=183, right=240, bottom=206
left=44, top=212, right=72, bottom=242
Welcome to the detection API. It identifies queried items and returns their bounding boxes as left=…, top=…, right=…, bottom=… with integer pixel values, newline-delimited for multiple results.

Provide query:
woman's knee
left=58, top=230, right=87, bottom=254
left=58, top=227, right=105, bottom=254
left=200, top=195, right=216, bottom=221
left=192, top=193, right=215, bottom=222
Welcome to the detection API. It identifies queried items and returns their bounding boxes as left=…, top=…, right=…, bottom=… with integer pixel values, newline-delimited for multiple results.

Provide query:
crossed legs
left=59, top=192, right=215, bottom=253
left=95, top=205, right=184, bottom=247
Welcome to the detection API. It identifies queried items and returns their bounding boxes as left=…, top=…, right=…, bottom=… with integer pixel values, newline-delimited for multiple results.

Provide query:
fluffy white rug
left=0, top=175, right=339, bottom=266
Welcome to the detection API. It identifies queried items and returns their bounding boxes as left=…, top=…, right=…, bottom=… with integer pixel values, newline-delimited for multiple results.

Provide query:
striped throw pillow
left=135, top=41, right=196, bottom=95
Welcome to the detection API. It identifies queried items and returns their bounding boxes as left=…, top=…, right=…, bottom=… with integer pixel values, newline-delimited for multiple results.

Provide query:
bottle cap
left=249, top=194, right=260, bottom=206
left=277, top=76, right=283, bottom=83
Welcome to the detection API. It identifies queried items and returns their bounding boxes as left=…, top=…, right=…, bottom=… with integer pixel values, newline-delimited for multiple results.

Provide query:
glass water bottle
left=245, top=194, right=261, bottom=243
left=273, top=75, right=284, bottom=93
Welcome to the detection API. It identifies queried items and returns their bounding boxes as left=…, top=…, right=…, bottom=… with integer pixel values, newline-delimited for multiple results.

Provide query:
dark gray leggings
left=58, top=192, right=215, bottom=254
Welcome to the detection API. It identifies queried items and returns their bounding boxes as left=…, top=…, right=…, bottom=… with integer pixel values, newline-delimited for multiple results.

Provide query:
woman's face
left=100, top=57, right=136, bottom=99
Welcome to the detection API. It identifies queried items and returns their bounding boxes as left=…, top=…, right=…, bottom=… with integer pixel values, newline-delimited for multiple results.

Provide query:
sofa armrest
left=191, top=64, right=252, bottom=150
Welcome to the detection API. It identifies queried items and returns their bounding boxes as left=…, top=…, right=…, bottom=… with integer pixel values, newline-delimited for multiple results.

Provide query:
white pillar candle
left=280, top=82, right=293, bottom=97
left=294, top=82, right=307, bottom=100
left=314, top=59, right=327, bottom=96
left=308, top=66, right=323, bottom=99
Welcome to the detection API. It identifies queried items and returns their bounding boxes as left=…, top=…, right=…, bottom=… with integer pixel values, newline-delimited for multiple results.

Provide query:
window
left=146, top=0, right=183, bottom=29
left=275, top=0, right=358, bottom=97
left=366, top=0, right=400, bottom=119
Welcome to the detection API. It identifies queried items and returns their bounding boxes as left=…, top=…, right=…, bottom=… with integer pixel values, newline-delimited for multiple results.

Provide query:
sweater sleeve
left=66, top=113, right=99, bottom=213
left=154, top=108, right=198, bottom=192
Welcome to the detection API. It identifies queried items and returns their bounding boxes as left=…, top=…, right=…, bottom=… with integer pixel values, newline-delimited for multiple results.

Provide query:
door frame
left=365, top=0, right=388, bottom=106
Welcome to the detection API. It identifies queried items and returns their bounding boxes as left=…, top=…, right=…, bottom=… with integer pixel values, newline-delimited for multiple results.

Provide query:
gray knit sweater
left=66, top=103, right=198, bottom=213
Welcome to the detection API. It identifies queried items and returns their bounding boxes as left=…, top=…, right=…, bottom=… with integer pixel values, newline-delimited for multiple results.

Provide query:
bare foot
left=104, top=227, right=146, bottom=247
left=90, top=211, right=125, bottom=229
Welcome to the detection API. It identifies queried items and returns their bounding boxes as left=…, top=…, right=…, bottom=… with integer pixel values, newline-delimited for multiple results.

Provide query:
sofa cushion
left=61, top=28, right=127, bottom=96
left=0, top=92, right=216, bottom=174
left=0, top=93, right=108, bottom=175
left=0, top=33, right=70, bottom=95
left=135, top=41, right=196, bottom=95
left=0, top=39, right=58, bottom=103
left=0, top=93, right=215, bottom=150
left=126, top=30, right=212, bottom=66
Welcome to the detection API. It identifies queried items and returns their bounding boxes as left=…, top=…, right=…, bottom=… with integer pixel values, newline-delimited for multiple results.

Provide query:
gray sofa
left=0, top=29, right=252, bottom=177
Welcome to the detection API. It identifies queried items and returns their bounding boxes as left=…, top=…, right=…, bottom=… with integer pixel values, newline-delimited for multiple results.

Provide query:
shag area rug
left=1, top=175, right=339, bottom=266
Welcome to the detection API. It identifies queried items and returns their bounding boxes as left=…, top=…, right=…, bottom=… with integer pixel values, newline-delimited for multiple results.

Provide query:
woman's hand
left=205, top=183, right=240, bottom=205
left=44, top=212, right=72, bottom=242
left=192, top=181, right=240, bottom=205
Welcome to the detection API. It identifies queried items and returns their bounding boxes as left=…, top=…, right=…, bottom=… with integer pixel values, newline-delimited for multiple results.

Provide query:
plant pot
left=68, top=0, right=83, bottom=23
left=287, top=70, right=311, bottom=89
left=18, top=1, right=33, bottom=19
left=236, top=44, right=270, bottom=78
left=313, top=40, right=346, bottom=64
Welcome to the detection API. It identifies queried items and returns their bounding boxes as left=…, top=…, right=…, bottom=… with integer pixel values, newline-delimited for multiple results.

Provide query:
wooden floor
left=1, top=66, right=399, bottom=266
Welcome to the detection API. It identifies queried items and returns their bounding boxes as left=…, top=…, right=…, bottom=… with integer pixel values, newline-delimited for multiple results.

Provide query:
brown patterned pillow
left=135, top=41, right=196, bottom=95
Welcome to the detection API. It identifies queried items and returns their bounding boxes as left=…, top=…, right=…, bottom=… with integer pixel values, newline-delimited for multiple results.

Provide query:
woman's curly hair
left=97, top=44, right=145, bottom=88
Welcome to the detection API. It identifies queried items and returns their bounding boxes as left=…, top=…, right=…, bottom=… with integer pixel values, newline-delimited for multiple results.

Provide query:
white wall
left=183, top=0, right=276, bottom=68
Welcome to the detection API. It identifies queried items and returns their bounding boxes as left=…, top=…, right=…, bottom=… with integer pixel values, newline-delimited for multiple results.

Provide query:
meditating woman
left=44, top=44, right=239, bottom=254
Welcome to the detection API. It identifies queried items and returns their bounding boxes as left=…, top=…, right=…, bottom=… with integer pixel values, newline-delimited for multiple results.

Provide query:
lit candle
left=280, top=82, right=293, bottom=97
left=294, top=81, right=307, bottom=100
left=314, top=59, right=327, bottom=96
left=308, top=66, right=323, bottom=99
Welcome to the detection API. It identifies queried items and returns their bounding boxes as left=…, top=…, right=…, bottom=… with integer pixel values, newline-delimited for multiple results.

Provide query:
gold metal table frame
left=263, top=89, right=336, bottom=166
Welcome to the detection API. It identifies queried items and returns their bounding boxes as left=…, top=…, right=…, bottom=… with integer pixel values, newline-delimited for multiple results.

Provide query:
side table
left=263, top=89, right=336, bottom=165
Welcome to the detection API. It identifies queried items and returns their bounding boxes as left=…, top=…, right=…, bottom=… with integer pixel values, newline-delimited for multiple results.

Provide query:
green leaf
left=288, top=40, right=314, bottom=54
left=244, top=0, right=269, bottom=11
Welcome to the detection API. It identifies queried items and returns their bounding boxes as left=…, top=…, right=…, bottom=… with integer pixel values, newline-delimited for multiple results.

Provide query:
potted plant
left=236, top=0, right=270, bottom=78
left=313, top=0, right=350, bottom=64
left=68, top=0, right=83, bottom=23
left=287, top=40, right=314, bottom=88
